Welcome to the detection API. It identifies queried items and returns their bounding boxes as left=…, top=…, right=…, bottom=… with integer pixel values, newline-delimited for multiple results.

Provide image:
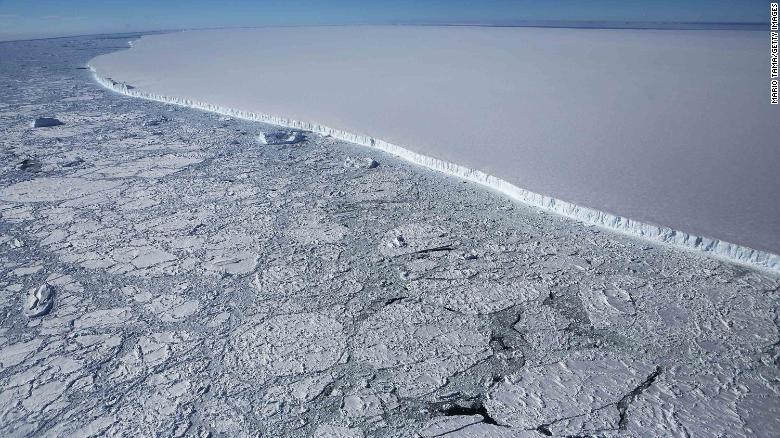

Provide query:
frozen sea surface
left=1, top=34, right=779, bottom=437
left=89, top=27, right=780, bottom=259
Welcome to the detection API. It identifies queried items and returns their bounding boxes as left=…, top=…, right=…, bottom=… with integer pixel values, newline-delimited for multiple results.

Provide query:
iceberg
left=88, top=27, right=780, bottom=272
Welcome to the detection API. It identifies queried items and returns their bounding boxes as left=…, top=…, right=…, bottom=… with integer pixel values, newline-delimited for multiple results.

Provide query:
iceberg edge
left=88, top=66, right=780, bottom=274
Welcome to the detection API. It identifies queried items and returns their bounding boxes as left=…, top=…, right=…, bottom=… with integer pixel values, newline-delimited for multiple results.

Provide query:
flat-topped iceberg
left=88, top=26, right=780, bottom=271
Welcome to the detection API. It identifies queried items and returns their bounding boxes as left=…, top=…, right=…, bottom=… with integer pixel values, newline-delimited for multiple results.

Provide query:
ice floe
left=31, top=117, right=63, bottom=128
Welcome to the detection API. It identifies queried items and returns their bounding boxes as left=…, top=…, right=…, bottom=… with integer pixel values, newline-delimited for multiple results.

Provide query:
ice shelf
left=88, top=27, right=780, bottom=272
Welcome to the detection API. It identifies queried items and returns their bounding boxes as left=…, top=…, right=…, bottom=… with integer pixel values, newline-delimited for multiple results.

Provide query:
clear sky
left=0, top=0, right=771, bottom=41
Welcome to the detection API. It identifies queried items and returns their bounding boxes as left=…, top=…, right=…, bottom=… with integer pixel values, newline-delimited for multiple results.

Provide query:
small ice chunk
left=344, top=156, right=379, bottom=169
left=257, top=130, right=305, bottom=145
left=379, top=223, right=454, bottom=257
left=25, top=284, right=55, bottom=318
left=390, top=234, right=407, bottom=248
left=31, top=117, right=63, bottom=128
left=16, top=157, right=41, bottom=172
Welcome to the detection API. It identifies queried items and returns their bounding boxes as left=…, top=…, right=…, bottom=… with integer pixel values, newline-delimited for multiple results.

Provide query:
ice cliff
left=89, top=67, right=779, bottom=273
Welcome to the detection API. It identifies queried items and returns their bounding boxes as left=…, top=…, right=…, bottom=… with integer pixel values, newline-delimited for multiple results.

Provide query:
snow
left=88, top=27, right=779, bottom=270
left=2, top=34, right=779, bottom=436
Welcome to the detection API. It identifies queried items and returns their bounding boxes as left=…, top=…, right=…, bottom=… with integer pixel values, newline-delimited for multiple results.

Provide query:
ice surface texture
left=88, top=27, right=779, bottom=271
left=2, top=34, right=778, bottom=436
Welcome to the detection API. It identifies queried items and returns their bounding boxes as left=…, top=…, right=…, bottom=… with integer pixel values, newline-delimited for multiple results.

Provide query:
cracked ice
left=0, top=35, right=778, bottom=437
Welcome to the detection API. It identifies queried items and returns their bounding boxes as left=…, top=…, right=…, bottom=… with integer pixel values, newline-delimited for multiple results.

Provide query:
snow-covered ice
left=0, top=33, right=778, bottom=437
left=89, top=27, right=780, bottom=268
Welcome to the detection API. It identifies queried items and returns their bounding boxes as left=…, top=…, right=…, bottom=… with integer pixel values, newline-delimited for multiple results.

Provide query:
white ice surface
left=88, top=27, right=780, bottom=270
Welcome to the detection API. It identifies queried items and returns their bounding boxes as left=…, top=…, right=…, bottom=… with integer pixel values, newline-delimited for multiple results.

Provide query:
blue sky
left=0, top=0, right=771, bottom=41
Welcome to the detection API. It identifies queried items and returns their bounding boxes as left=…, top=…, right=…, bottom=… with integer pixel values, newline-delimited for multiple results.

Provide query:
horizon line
left=0, top=20, right=768, bottom=43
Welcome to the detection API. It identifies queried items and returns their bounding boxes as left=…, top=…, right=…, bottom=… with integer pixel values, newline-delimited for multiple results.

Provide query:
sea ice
left=1, top=34, right=777, bottom=436
left=31, top=117, right=63, bottom=128
left=24, top=284, right=55, bottom=318
left=257, top=130, right=305, bottom=145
